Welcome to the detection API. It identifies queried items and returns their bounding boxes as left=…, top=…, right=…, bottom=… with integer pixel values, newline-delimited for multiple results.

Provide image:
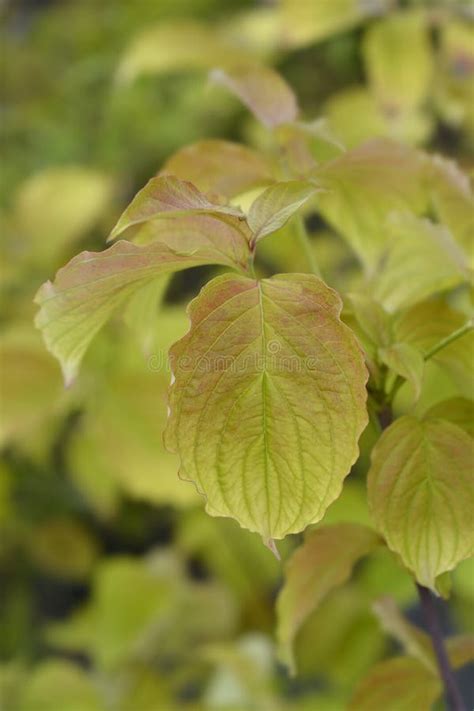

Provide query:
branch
left=417, top=584, right=467, bottom=711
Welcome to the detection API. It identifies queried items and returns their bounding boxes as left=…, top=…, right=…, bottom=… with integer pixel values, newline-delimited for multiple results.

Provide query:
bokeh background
left=1, top=1, right=473, bottom=709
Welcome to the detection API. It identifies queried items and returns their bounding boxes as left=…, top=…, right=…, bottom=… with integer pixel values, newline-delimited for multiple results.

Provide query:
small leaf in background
left=276, top=524, right=379, bottom=672
left=116, top=21, right=245, bottom=84
left=109, top=175, right=243, bottom=240
left=279, top=0, right=391, bottom=48
left=165, top=273, right=368, bottom=541
left=0, top=330, right=64, bottom=448
left=29, top=518, right=99, bottom=581
left=35, top=218, right=251, bottom=384
left=210, top=64, right=299, bottom=128
left=12, top=168, right=113, bottom=267
left=368, top=415, right=473, bottom=591
left=425, top=397, right=474, bottom=438
left=161, top=139, right=275, bottom=198
left=363, top=11, right=433, bottom=111
left=372, top=212, right=468, bottom=312
left=349, top=657, right=441, bottom=711
left=378, top=342, right=424, bottom=402
left=18, top=660, right=104, bottom=711
left=247, top=180, right=319, bottom=241
left=315, top=139, right=427, bottom=268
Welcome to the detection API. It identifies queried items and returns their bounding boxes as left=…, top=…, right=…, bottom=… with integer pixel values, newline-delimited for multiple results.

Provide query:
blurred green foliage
left=1, top=0, right=473, bottom=709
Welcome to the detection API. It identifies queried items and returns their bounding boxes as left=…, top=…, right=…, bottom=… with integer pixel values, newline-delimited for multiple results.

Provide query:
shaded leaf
left=349, top=657, right=441, bottom=711
left=314, top=139, right=428, bottom=268
left=347, top=293, right=392, bottom=348
left=247, top=180, right=319, bottom=241
left=276, top=524, right=379, bottom=672
left=372, top=596, right=435, bottom=672
left=379, top=342, right=424, bottom=401
left=161, top=139, right=274, bottom=198
left=109, top=175, right=243, bottom=240
left=165, top=273, right=368, bottom=540
left=425, top=397, right=474, bottom=438
left=368, top=416, right=474, bottom=591
left=446, top=634, right=474, bottom=669
left=372, top=212, right=468, bottom=312
left=210, top=64, right=298, bottom=128
left=393, top=299, right=474, bottom=392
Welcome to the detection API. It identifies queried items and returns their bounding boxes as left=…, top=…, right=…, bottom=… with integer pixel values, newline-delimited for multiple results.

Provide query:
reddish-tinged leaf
left=276, top=523, right=379, bottom=672
left=349, top=657, right=441, bottom=711
left=161, top=140, right=274, bottom=198
left=35, top=232, right=250, bottom=385
left=165, top=273, right=368, bottom=541
left=210, top=64, right=299, bottom=128
left=109, top=175, right=243, bottom=240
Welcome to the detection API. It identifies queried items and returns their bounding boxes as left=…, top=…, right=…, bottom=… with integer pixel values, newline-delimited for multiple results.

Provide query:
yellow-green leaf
left=280, top=0, right=391, bottom=48
left=247, top=180, right=319, bottom=241
left=276, top=524, right=379, bottom=672
left=116, top=21, right=245, bottom=84
left=161, top=139, right=274, bottom=198
left=363, top=11, right=433, bottom=111
left=393, top=299, right=474, bottom=392
left=165, top=273, right=368, bottom=541
left=368, top=416, right=474, bottom=591
left=379, top=342, right=424, bottom=401
left=19, top=661, right=104, bottom=711
left=314, top=139, right=427, bottom=268
left=372, top=212, right=468, bottom=312
left=210, top=64, right=298, bottom=128
left=109, top=175, right=243, bottom=241
left=428, top=155, right=474, bottom=265
left=35, top=213, right=251, bottom=384
left=425, top=397, right=474, bottom=438
left=349, top=657, right=441, bottom=711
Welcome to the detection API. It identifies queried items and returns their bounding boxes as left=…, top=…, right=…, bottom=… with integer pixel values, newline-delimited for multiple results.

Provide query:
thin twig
left=417, top=584, right=467, bottom=711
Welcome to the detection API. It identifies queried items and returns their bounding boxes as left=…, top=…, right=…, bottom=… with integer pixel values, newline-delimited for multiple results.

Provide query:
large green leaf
left=367, top=415, right=474, bottom=591
left=372, top=212, right=468, bottom=312
left=165, top=273, right=368, bottom=541
left=314, top=140, right=428, bottom=268
left=210, top=64, right=298, bottom=128
left=247, top=180, right=319, bottom=242
left=349, top=657, right=441, bottom=711
left=276, top=524, right=379, bottom=672
left=35, top=216, right=251, bottom=384
left=161, top=139, right=274, bottom=198
left=109, top=175, right=244, bottom=240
